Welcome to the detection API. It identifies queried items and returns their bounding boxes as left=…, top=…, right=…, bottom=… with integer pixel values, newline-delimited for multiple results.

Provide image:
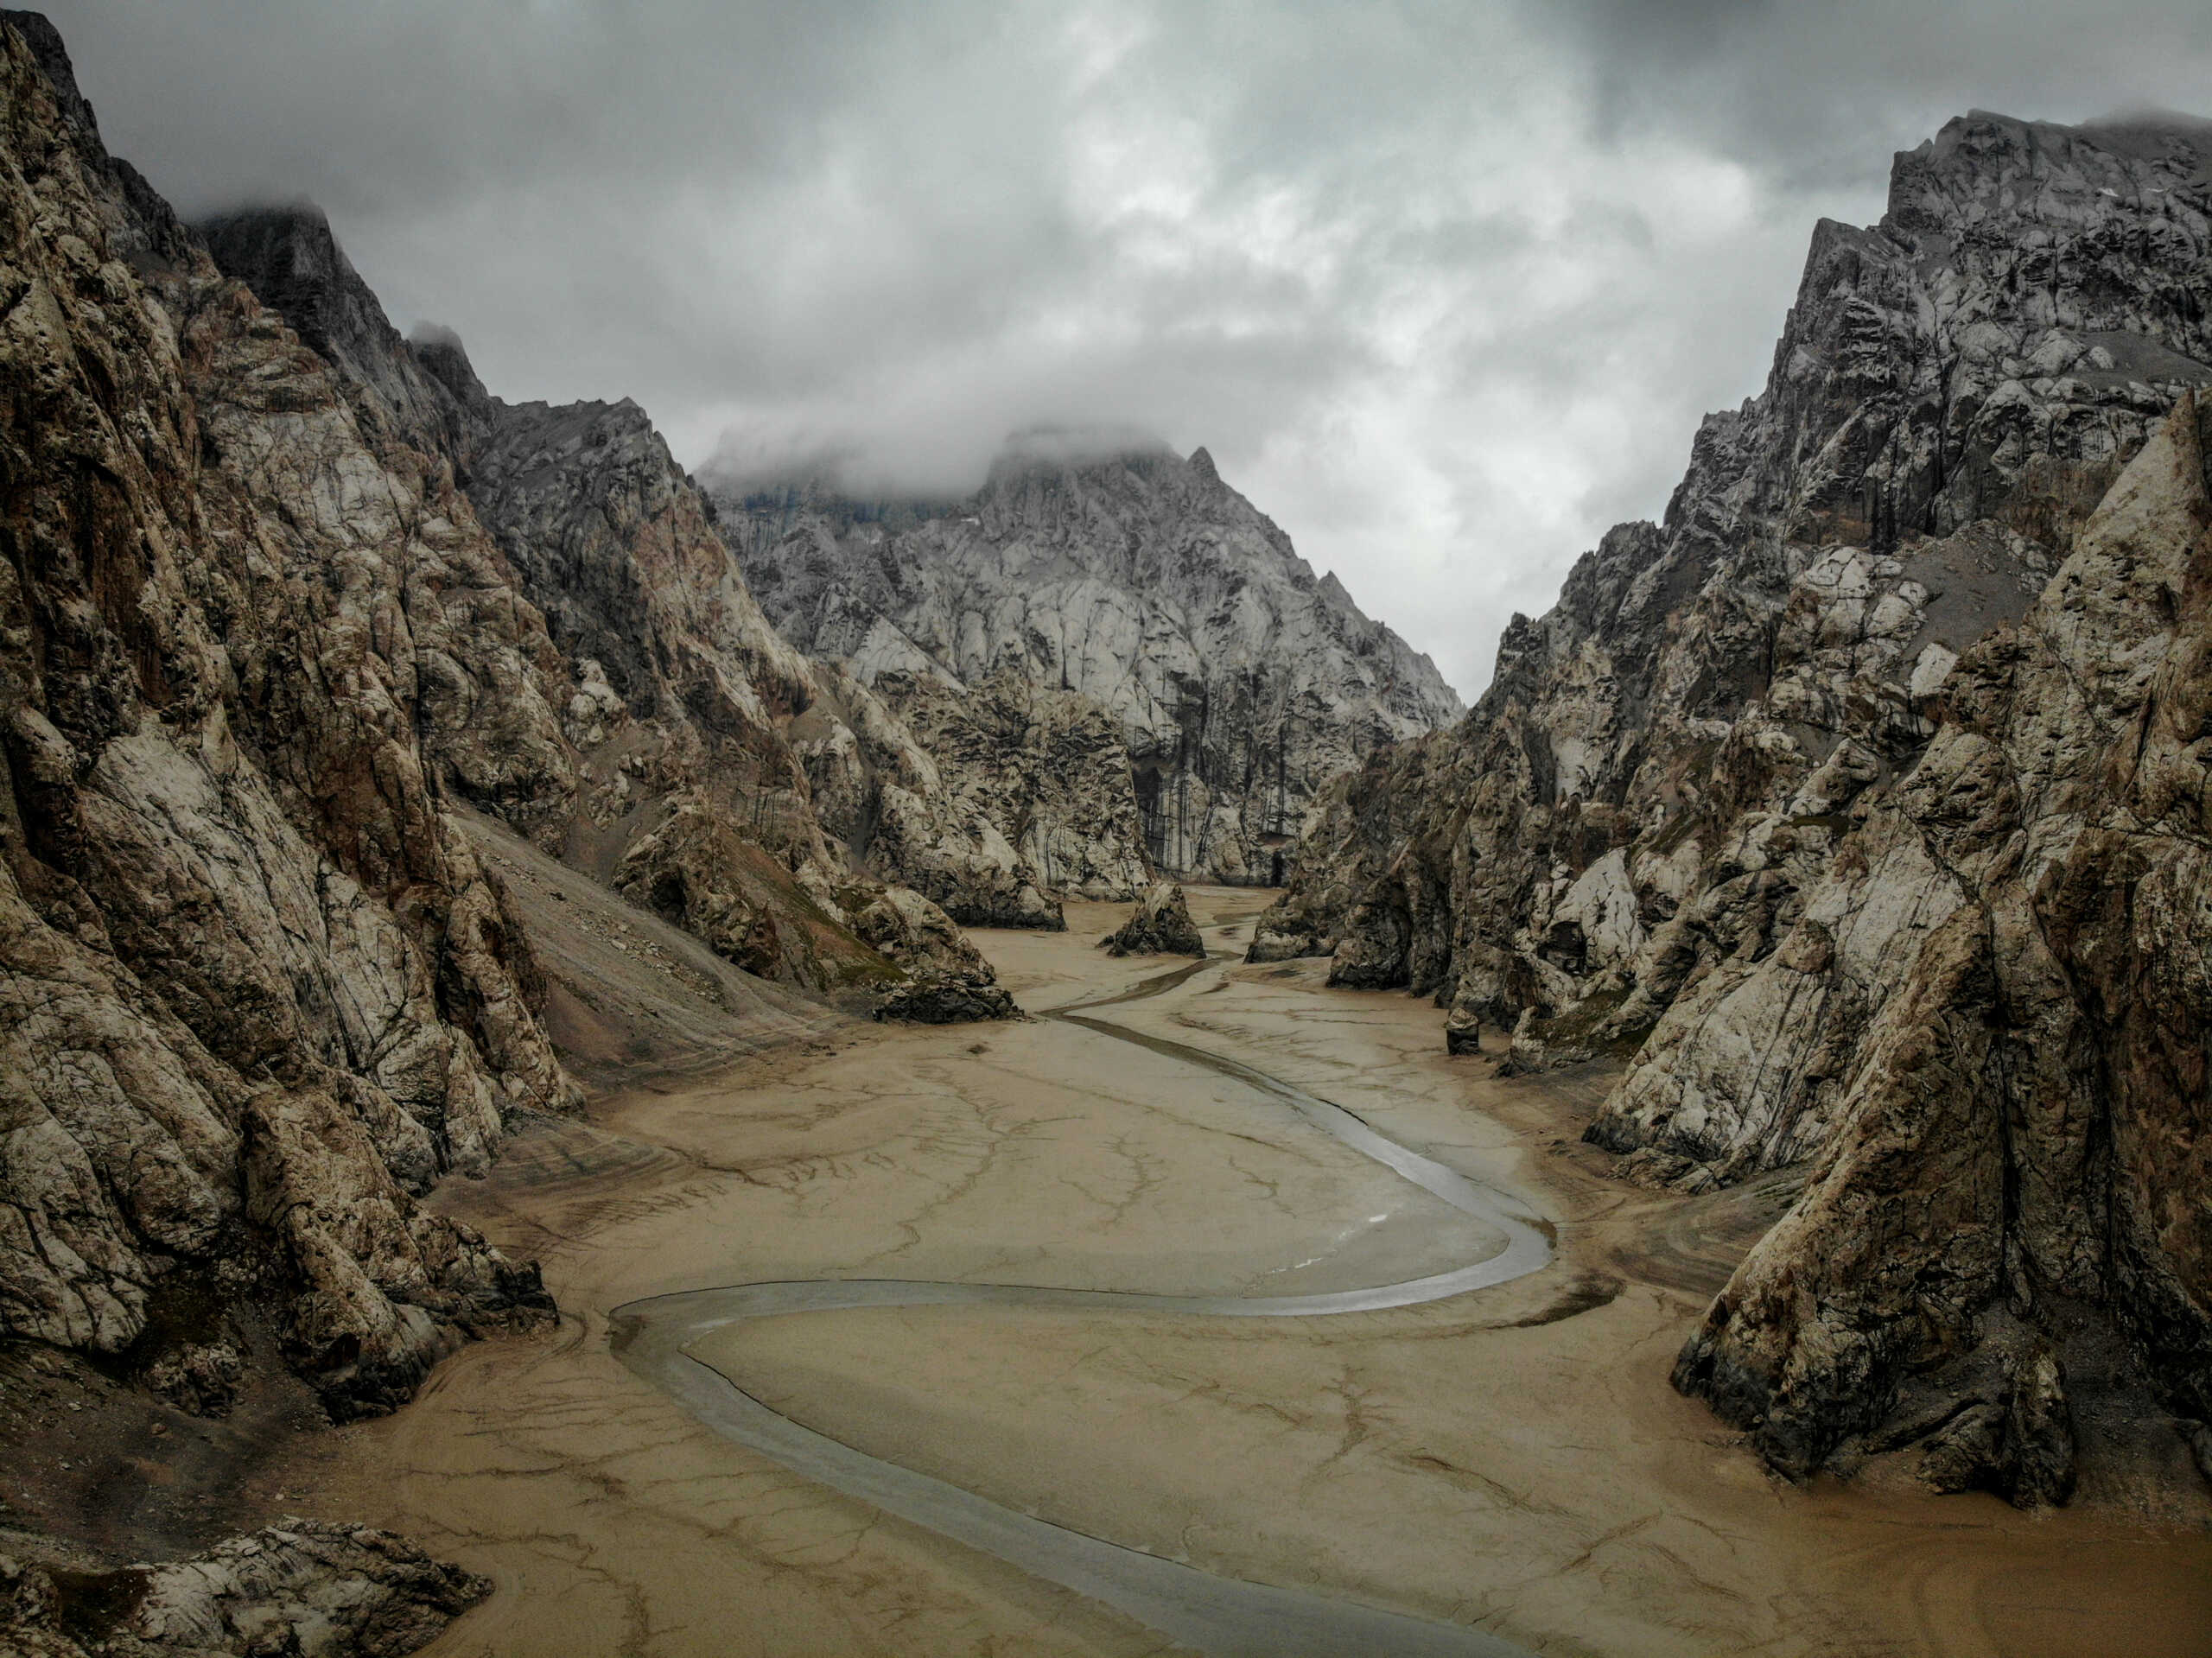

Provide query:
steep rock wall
left=1265, top=110, right=2210, bottom=1082
left=1675, top=396, right=2212, bottom=1496
left=1255, top=109, right=2212, bottom=1492
left=197, top=206, right=1045, bottom=1000
left=0, top=16, right=569, bottom=1420
left=868, top=667, right=1153, bottom=909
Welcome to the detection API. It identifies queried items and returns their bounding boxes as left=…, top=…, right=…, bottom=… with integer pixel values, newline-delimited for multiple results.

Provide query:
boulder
left=1099, top=883, right=1207, bottom=957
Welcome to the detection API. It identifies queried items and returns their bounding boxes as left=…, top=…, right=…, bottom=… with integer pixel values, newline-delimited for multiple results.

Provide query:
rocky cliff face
left=2, top=0, right=1062, bottom=1452
left=868, top=667, right=1154, bottom=911
left=717, top=441, right=1465, bottom=886
left=0, top=9, right=1052, bottom=1620
left=0, top=14, right=569, bottom=1425
left=456, top=394, right=1085, bottom=937
left=197, top=199, right=1049, bottom=995
left=2, top=1521, right=490, bottom=1657
left=1260, top=111, right=2212, bottom=1495
left=1673, top=393, right=2212, bottom=1502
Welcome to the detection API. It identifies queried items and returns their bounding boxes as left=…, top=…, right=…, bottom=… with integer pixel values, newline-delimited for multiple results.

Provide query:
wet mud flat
left=265, top=891, right=2212, bottom=1657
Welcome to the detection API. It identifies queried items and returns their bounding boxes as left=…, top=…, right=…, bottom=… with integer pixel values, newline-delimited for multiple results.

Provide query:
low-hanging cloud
left=41, top=0, right=2212, bottom=696
left=405, top=320, right=465, bottom=353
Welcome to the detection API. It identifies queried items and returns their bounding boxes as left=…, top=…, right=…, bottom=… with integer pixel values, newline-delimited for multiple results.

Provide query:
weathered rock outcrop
left=1672, top=394, right=2212, bottom=1499
left=0, top=13, right=1032, bottom=1613
left=196, top=183, right=1040, bottom=1008
left=1259, top=111, right=2212, bottom=1492
left=1268, top=111, right=2210, bottom=1089
left=196, top=206, right=486, bottom=469
left=718, top=441, right=1463, bottom=885
left=1100, top=883, right=1207, bottom=958
left=870, top=668, right=1152, bottom=916
left=853, top=886, right=1020, bottom=1023
left=1, top=1521, right=488, bottom=1656
left=0, top=14, right=567, bottom=1422
left=1269, top=113, right=2211, bottom=1047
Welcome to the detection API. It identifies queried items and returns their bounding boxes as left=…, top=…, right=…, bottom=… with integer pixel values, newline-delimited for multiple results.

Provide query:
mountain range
left=716, top=440, right=1463, bottom=886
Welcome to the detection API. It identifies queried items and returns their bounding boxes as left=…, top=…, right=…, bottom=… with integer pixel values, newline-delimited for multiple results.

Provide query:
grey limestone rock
left=853, top=886, right=1021, bottom=1023
left=869, top=666, right=1153, bottom=919
left=1669, top=394, right=2212, bottom=1495
left=717, top=441, right=1463, bottom=886
left=1260, top=109, right=2212, bottom=1492
left=0, top=14, right=569, bottom=1420
left=199, top=175, right=1045, bottom=1017
left=1268, top=109, right=2212, bottom=1071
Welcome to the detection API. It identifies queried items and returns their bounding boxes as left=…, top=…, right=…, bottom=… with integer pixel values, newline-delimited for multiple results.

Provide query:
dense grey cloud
left=38, top=0, right=2212, bottom=694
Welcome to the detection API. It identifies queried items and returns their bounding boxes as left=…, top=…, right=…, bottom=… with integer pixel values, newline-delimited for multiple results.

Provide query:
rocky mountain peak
left=0, top=10, right=188, bottom=270
left=719, top=429, right=1463, bottom=881
left=407, top=321, right=492, bottom=413
left=197, top=202, right=484, bottom=459
left=0, top=7, right=88, bottom=135
left=1888, top=105, right=2212, bottom=256
left=196, top=204, right=355, bottom=344
left=200, top=205, right=404, bottom=387
left=975, top=440, right=1255, bottom=540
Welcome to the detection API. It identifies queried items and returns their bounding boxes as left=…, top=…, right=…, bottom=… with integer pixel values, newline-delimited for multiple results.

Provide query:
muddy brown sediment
left=265, top=892, right=2212, bottom=1656
left=611, top=938, right=1552, bottom=1656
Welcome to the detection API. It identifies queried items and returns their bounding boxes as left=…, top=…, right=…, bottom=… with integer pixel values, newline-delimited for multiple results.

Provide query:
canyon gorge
left=1, top=10, right=2208, bottom=1657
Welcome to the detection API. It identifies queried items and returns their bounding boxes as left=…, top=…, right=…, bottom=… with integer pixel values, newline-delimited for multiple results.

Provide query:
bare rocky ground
left=162, top=891, right=2208, bottom=1658
left=448, top=808, right=837, bottom=1091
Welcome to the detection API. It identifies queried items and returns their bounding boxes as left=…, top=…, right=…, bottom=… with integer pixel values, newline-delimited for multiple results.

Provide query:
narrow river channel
left=612, top=953, right=1554, bottom=1658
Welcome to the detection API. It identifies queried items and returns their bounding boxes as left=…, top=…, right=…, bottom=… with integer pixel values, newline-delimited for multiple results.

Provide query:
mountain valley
left=1, top=11, right=2209, bottom=1657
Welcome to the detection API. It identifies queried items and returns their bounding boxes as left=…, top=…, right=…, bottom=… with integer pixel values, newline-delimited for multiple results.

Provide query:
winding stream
left=610, top=950, right=1554, bottom=1657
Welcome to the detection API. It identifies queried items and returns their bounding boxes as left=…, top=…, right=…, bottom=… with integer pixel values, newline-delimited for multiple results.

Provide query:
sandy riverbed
left=268, top=889, right=2212, bottom=1656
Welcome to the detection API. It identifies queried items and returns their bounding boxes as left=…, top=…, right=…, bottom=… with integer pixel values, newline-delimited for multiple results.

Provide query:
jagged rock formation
left=196, top=207, right=483, bottom=468
left=0, top=8, right=1041, bottom=1615
left=1260, top=111, right=2212, bottom=1492
left=856, top=887, right=1021, bottom=1023
left=2, top=1521, right=488, bottom=1656
left=870, top=668, right=1153, bottom=913
left=1100, top=883, right=1207, bottom=958
left=717, top=440, right=1464, bottom=885
left=195, top=170, right=1046, bottom=999
left=0, top=14, right=566, bottom=1423
left=1672, top=394, right=2212, bottom=1501
left=450, top=392, right=1072, bottom=936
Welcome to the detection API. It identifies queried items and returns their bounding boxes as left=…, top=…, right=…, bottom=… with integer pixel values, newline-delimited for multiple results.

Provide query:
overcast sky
left=41, top=1, right=2212, bottom=696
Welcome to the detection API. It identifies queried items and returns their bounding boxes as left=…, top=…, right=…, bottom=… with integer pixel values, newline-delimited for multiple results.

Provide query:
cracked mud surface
left=266, top=892, right=2212, bottom=1656
left=611, top=944, right=1551, bottom=1656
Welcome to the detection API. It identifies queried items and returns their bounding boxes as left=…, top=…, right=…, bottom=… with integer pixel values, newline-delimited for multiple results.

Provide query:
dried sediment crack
left=270, top=892, right=2212, bottom=1658
left=611, top=949, right=1554, bottom=1658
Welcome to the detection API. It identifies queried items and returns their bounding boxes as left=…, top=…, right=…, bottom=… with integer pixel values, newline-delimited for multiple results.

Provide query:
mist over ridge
left=36, top=0, right=2212, bottom=696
